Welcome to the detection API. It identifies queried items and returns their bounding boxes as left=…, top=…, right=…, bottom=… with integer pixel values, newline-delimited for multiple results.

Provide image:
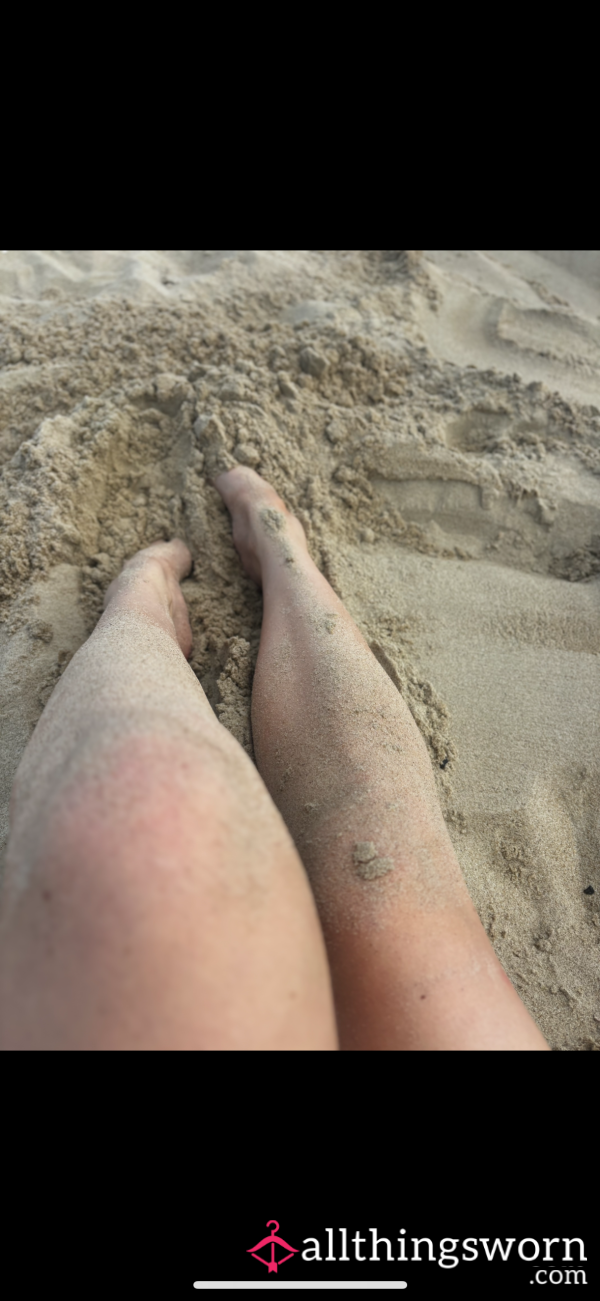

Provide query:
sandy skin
left=0, top=466, right=549, bottom=1049
left=214, top=467, right=549, bottom=1050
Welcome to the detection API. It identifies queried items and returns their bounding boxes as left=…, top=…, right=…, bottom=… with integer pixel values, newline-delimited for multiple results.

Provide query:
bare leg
left=0, top=541, right=337, bottom=1049
left=214, top=467, right=549, bottom=1051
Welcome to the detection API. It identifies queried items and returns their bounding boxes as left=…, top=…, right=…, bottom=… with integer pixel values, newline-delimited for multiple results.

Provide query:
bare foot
left=213, top=466, right=308, bottom=586
left=102, top=540, right=193, bottom=658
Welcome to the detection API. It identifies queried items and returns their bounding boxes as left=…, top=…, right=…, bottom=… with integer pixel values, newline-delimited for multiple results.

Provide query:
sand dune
left=1, top=250, right=599, bottom=1049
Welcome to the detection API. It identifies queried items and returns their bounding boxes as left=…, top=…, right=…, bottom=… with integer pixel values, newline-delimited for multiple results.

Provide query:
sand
left=0, top=249, right=599, bottom=1049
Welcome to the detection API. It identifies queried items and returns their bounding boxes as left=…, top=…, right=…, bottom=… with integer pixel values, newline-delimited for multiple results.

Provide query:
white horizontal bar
left=193, top=1284, right=407, bottom=1290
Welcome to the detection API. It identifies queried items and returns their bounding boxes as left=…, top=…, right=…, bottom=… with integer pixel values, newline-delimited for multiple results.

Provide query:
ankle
left=100, top=558, right=187, bottom=652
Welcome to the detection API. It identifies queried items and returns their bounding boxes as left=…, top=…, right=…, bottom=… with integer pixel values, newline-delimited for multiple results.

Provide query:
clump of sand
left=1, top=249, right=599, bottom=1049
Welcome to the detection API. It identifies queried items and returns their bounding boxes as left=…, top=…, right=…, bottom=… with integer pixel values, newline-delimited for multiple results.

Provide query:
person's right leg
left=215, top=467, right=549, bottom=1051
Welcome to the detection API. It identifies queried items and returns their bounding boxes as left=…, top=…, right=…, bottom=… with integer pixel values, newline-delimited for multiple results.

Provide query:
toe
left=140, top=539, right=192, bottom=582
left=213, top=465, right=257, bottom=502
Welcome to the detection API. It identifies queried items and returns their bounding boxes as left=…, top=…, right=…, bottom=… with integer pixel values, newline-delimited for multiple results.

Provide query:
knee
left=64, top=730, right=237, bottom=848
left=7, top=726, right=284, bottom=931
left=7, top=734, right=220, bottom=889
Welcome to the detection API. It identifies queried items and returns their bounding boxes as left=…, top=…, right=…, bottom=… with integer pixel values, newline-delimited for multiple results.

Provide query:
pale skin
left=0, top=466, right=548, bottom=1049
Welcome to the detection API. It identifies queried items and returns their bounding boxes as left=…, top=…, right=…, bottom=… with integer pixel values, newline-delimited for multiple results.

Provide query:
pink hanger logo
left=247, top=1220, right=299, bottom=1274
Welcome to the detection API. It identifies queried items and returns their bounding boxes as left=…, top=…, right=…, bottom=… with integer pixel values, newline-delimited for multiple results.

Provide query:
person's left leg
left=0, top=542, right=338, bottom=1050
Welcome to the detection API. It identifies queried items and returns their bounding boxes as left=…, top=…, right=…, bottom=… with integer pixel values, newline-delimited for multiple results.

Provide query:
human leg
left=215, top=467, right=549, bottom=1051
left=0, top=542, right=338, bottom=1049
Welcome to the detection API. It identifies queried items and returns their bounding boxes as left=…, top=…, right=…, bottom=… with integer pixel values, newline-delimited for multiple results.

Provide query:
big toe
left=213, top=465, right=261, bottom=504
left=142, top=539, right=192, bottom=582
left=213, top=467, right=289, bottom=522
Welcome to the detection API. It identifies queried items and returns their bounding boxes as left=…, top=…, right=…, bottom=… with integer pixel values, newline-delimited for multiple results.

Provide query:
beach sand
left=1, top=249, right=599, bottom=1049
